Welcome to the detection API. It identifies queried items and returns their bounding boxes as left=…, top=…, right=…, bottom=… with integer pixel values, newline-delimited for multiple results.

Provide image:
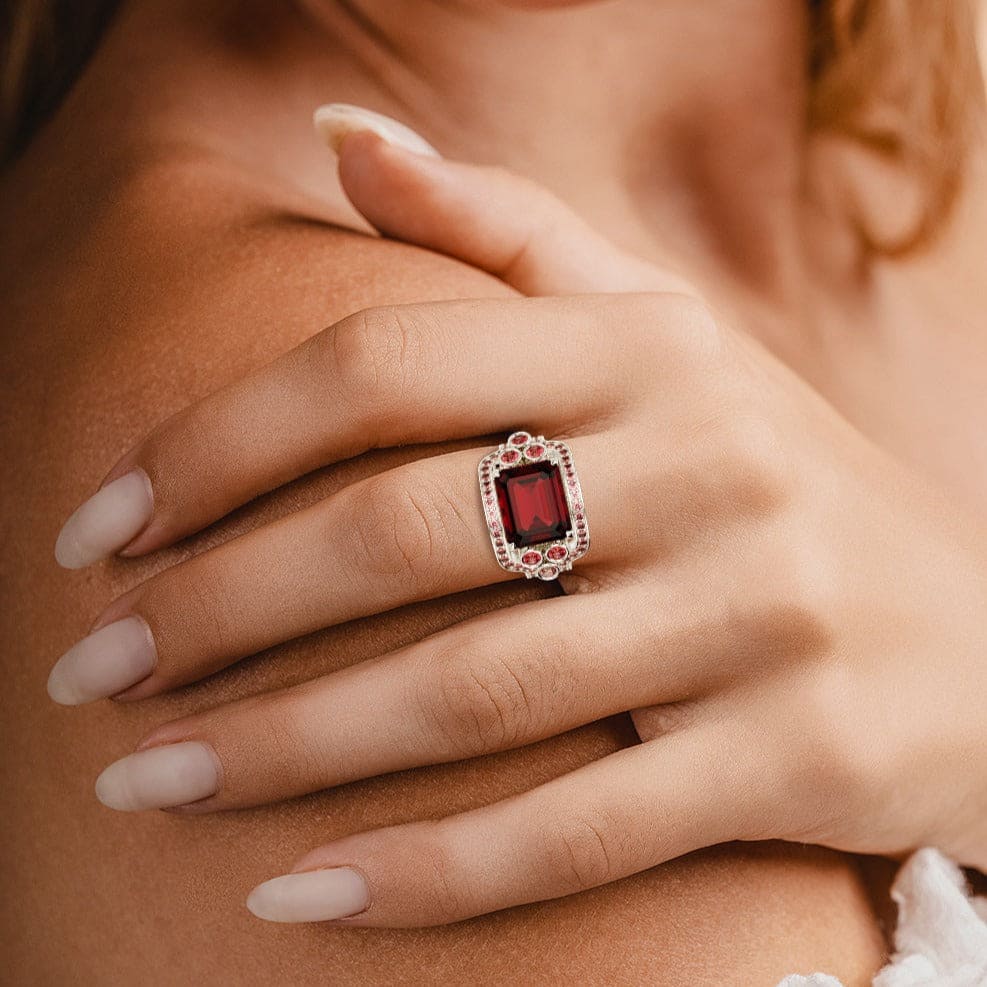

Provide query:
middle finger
left=92, top=584, right=702, bottom=812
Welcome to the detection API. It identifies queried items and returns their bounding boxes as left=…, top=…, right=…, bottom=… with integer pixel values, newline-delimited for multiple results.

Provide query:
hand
left=49, top=129, right=987, bottom=927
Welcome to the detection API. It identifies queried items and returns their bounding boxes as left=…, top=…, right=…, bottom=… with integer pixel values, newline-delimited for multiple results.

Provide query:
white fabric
left=778, top=849, right=987, bottom=987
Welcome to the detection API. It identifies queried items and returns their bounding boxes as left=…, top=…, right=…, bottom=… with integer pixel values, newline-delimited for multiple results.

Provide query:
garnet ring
left=478, top=431, right=590, bottom=580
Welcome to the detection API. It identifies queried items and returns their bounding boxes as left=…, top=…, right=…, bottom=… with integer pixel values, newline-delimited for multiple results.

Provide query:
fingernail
left=247, top=868, right=370, bottom=923
left=47, top=616, right=157, bottom=705
left=95, top=741, right=221, bottom=811
left=55, top=470, right=153, bottom=569
left=313, top=103, right=440, bottom=158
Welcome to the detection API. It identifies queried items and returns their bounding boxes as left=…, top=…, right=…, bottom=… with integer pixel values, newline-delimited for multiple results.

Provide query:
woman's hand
left=48, top=126, right=987, bottom=926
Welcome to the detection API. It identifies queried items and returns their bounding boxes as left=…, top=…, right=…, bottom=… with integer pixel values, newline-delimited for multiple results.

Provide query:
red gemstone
left=536, top=565, right=559, bottom=580
left=525, top=443, right=546, bottom=460
left=546, top=545, right=568, bottom=562
left=521, top=550, right=542, bottom=566
left=500, top=449, right=521, bottom=465
left=509, top=432, right=531, bottom=446
left=495, top=462, right=572, bottom=547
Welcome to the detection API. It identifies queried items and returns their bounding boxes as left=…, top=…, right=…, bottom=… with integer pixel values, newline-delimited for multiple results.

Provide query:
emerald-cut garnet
left=495, top=462, right=571, bottom=547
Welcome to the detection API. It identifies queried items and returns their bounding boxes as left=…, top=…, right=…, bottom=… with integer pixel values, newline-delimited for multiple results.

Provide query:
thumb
left=314, top=103, right=694, bottom=298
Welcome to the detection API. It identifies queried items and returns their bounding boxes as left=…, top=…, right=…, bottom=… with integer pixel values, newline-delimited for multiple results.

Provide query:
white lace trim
left=778, top=849, right=987, bottom=987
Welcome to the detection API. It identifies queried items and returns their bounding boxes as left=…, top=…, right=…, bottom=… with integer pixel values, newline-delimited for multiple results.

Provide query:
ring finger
left=55, top=296, right=660, bottom=566
left=48, top=435, right=636, bottom=703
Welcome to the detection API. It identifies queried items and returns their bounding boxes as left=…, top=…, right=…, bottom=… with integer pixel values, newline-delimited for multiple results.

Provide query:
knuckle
left=677, top=412, right=794, bottom=529
left=765, top=528, right=838, bottom=639
left=326, top=306, right=424, bottom=424
left=421, top=650, right=538, bottom=757
left=149, top=558, right=240, bottom=659
left=341, top=471, right=448, bottom=586
left=729, top=534, right=838, bottom=679
left=715, top=412, right=795, bottom=510
left=553, top=811, right=621, bottom=894
left=237, top=691, right=330, bottom=784
left=411, top=820, right=472, bottom=924
left=642, top=292, right=724, bottom=364
left=784, top=665, right=882, bottom=810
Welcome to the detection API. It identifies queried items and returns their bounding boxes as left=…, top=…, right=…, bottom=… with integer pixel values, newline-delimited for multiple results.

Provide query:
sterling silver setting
left=478, top=430, right=590, bottom=581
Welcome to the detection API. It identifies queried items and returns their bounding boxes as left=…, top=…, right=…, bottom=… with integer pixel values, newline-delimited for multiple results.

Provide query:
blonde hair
left=808, top=0, right=983, bottom=253
left=1, top=0, right=983, bottom=253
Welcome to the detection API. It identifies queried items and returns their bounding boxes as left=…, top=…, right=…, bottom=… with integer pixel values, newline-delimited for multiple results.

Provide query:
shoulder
left=0, top=144, right=517, bottom=607
left=1, top=143, right=514, bottom=395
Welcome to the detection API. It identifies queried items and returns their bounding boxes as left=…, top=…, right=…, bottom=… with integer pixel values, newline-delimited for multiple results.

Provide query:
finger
left=54, top=293, right=665, bottom=565
left=244, top=719, right=763, bottom=927
left=51, top=436, right=628, bottom=702
left=334, top=129, right=695, bottom=297
left=93, top=584, right=726, bottom=811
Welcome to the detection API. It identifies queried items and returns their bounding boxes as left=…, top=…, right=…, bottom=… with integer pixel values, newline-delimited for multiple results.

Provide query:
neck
left=64, top=0, right=824, bottom=306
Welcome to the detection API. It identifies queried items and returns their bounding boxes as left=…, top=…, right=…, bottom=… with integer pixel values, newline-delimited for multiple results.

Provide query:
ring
left=478, top=431, right=590, bottom=580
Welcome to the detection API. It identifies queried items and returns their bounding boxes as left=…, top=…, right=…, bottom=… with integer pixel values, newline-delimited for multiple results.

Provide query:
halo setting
left=479, top=431, right=590, bottom=580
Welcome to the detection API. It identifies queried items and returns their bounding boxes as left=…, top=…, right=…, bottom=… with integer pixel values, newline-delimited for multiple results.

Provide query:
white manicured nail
left=95, top=741, right=221, bottom=811
left=313, top=103, right=440, bottom=157
left=247, top=868, right=370, bottom=923
left=55, top=470, right=153, bottom=569
left=47, top=616, right=156, bottom=705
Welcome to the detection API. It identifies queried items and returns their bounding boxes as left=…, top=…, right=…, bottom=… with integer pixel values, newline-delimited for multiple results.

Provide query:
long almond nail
left=47, top=615, right=156, bottom=705
left=95, top=741, right=221, bottom=811
left=247, top=868, right=370, bottom=923
left=55, top=470, right=153, bottom=569
left=313, top=103, right=440, bottom=157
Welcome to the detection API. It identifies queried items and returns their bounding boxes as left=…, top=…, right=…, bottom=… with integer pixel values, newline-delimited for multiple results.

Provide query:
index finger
left=54, top=294, right=663, bottom=568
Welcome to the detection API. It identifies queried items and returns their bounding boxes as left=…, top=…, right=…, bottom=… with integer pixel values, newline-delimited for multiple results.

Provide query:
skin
left=47, top=133, right=987, bottom=906
left=3, top=0, right=986, bottom=981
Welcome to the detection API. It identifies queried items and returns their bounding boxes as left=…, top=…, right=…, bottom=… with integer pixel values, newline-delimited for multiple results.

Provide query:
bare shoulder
left=1, top=144, right=514, bottom=393
left=0, top=152, right=884, bottom=986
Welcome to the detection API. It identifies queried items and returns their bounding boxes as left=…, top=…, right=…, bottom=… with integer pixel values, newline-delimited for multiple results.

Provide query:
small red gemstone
left=500, top=449, right=521, bottom=465
left=495, top=462, right=572, bottom=548
left=537, top=565, right=559, bottom=580
left=546, top=545, right=568, bottom=561
left=525, top=443, right=546, bottom=460
left=509, top=432, right=531, bottom=446
left=521, top=550, right=542, bottom=566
